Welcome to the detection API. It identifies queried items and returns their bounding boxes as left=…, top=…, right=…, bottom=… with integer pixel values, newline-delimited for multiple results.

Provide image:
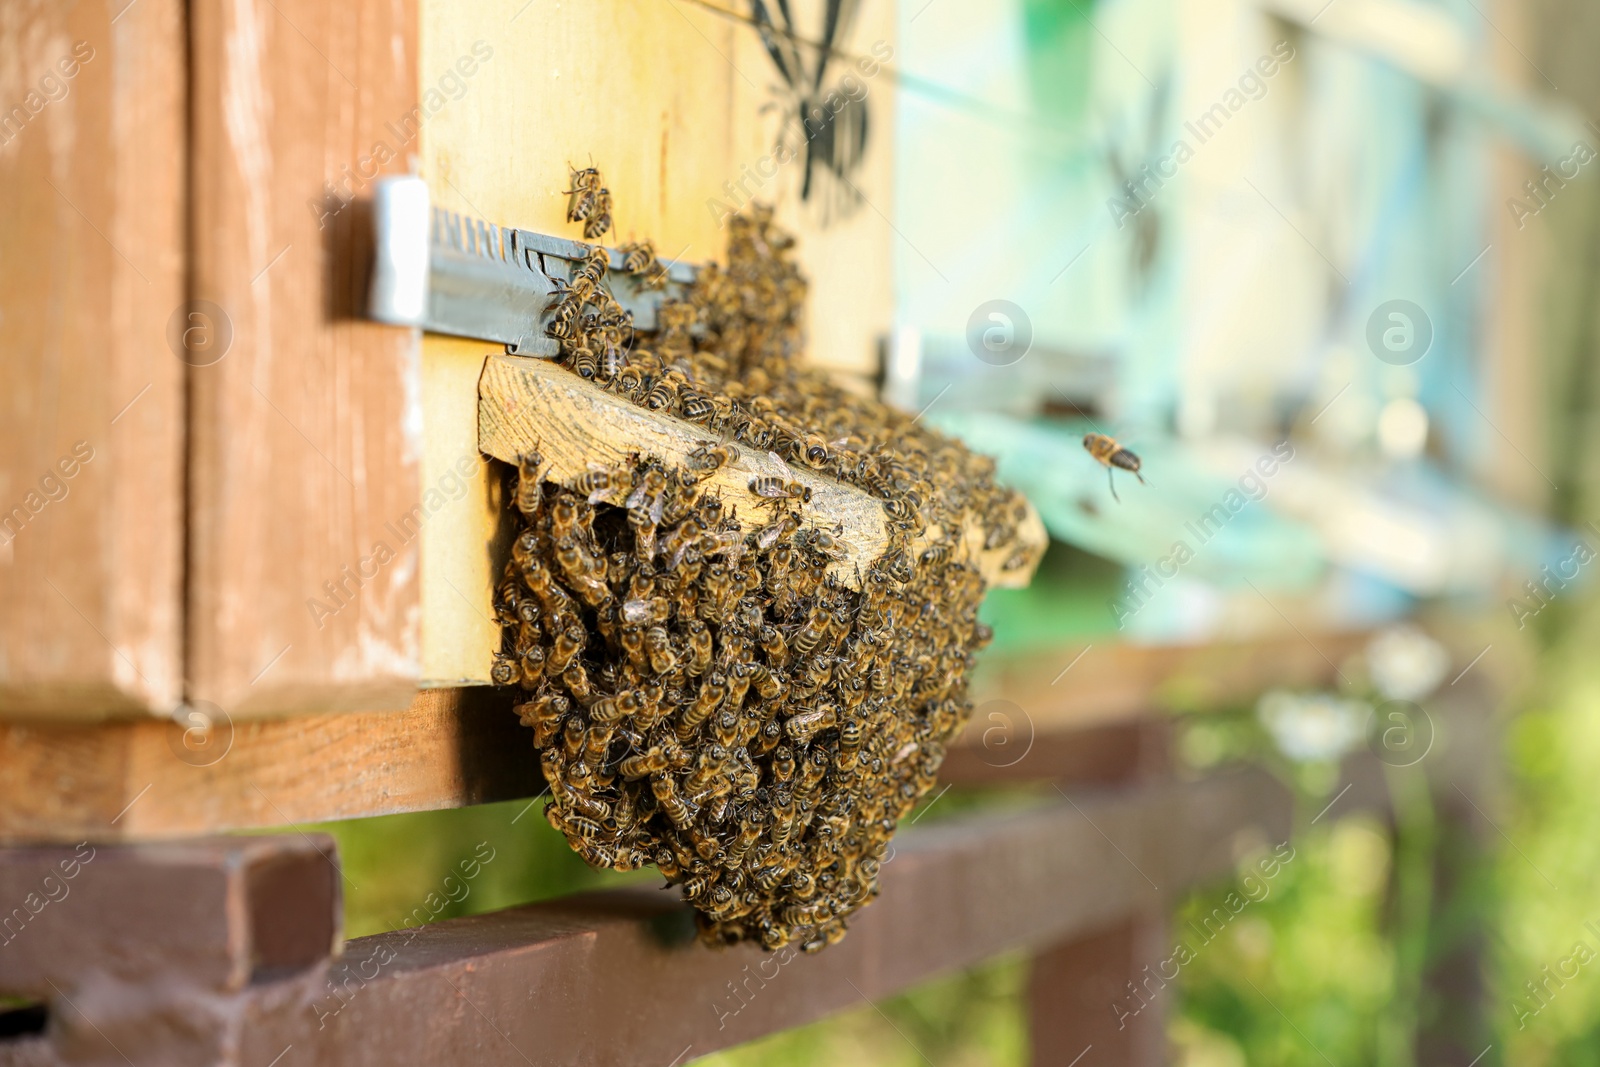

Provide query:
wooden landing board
left=476, top=353, right=1047, bottom=591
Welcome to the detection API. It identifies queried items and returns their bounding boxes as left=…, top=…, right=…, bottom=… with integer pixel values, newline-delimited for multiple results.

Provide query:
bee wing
left=766, top=450, right=795, bottom=481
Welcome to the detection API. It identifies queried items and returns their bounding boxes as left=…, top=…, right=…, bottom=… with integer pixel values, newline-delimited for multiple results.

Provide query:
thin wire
left=672, top=0, right=1088, bottom=139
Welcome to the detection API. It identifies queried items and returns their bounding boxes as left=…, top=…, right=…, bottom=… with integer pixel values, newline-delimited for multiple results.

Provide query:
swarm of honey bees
left=493, top=171, right=1036, bottom=952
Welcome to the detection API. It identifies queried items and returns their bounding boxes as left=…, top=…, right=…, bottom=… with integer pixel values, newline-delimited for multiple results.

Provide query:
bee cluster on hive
left=491, top=174, right=1036, bottom=952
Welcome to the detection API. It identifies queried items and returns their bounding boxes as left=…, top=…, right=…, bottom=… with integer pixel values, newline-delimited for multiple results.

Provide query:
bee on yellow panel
left=1082, top=433, right=1146, bottom=502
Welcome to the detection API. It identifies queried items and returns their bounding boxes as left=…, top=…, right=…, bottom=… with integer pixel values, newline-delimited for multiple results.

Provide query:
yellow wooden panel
left=418, top=0, right=895, bottom=683
left=419, top=338, right=507, bottom=686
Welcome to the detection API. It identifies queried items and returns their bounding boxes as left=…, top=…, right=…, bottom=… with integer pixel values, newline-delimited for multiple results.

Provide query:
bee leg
left=1107, top=466, right=1121, bottom=503
left=1134, top=470, right=1148, bottom=486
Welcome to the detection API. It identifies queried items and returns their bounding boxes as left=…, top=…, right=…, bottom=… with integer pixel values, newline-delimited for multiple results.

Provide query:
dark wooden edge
left=0, top=632, right=1358, bottom=844
left=0, top=768, right=1288, bottom=1067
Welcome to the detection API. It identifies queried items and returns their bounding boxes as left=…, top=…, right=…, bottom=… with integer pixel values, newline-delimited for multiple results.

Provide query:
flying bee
left=1081, top=432, right=1147, bottom=502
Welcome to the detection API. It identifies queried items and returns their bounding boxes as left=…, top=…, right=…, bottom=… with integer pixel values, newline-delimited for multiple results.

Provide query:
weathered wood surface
left=0, top=1, right=185, bottom=719
left=0, top=687, right=532, bottom=845
left=0, top=768, right=1288, bottom=1067
left=477, top=353, right=1048, bottom=591
left=0, top=633, right=1361, bottom=844
left=185, top=0, right=423, bottom=719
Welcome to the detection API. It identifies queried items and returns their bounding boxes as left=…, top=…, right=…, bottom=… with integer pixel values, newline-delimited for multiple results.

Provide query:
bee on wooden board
left=1081, top=433, right=1147, bottom=502
left=749, top=452, right=812, bottom=504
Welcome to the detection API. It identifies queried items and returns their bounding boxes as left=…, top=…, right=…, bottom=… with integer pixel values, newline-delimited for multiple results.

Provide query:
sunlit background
left=313, top=0, right=1600, bottom=1062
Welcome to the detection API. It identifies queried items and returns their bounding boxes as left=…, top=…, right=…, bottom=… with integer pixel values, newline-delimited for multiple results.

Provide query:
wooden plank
left=1029, top=915, right=1169, bottom=1066
left=965, top=629, right=1376, bottom=733
left=0, top=687, right=533, bottom=845
left=0, top=1, right=185, bottom=719
left=186, top=0, right=423, bottom=719
left=0, top=632, right=1397, bottom=844
left=477, top=353, right=1048, bottom=590
left=0, top=769, right=1286, bottom=1067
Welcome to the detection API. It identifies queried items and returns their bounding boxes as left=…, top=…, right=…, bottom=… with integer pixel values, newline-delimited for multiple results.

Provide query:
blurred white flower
left=1366, top=624, right=1450, bottom=701
left=1257, top=690, right=1369, bottom=764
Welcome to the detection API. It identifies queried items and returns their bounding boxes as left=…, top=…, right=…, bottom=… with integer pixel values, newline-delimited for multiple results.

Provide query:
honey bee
left=599, top=340, right=628, bottom=382
left=518, top=644, right=546, bottom=689
left=514, top=449, right=545, bottom=516
left=566, top=465, right=626, bottom=505
left=652, top=775, right=697, bottom=828
left=679, top=391, right=717, bottom=424
left=685, top=619, right=713, bottom=676
left=1081, top=433, right=1146, bottom=502
left=518, top=693, right=569, bottom=748
left=644, top=369, right=686, bottom=411
left=800, top=524, right=845, bottom=560
left=567, top=341, right=600, bottom=380
left=753, top=512, right=799, bottom=551
left=678, top=671, right=726, bottom=739
left=566, top=163, right=602, bottom=201
left=546, top=625, right=585, bottom=675
left=619, top=745, right=670, bottom=780
left=621, top=596, right=670, bottom=625
left=749, top=475, right=811, bottom=503
left=578, top=244, right=609, bottom=283
left=685, top=443, right=735, bottom=482
left=644, top=625, right=677, bottom=673
left=491, top=651, right=519, bottom=687
left=620, top=239, right=657, bottom=275
left=584, top=189, right=613, bottom=240
left=792, top=604, right=830, bottom=658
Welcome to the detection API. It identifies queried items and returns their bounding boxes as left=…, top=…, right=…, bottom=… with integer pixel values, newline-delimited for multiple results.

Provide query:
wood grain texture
left=187, top=0, right=423, bottom=718
left=0, top=632, right=1400, bottom=844
left=0, top=686, right=534, bottom=844
left=477, top=352, right=1047, bottom=590
left=0, top=0, right=185, bottom=719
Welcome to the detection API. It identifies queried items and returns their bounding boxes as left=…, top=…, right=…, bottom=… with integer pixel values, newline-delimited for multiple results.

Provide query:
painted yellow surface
left=418, top=0, right=895, bottom=683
